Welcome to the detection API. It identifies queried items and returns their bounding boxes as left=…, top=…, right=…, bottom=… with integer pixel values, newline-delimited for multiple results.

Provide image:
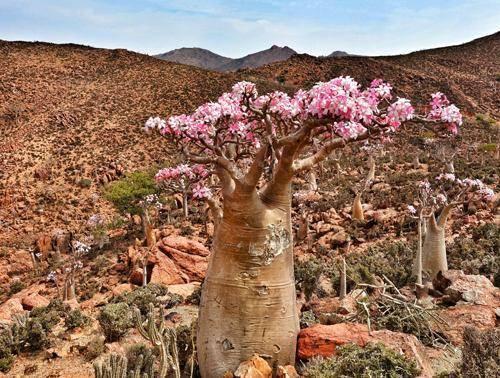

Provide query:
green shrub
left=479, top=143, right=497, bottom=152
left=104, top=171, right=158, bottom=214
left=328, top=240, right=415, bottom=293
left=65, top=309, right=90, bottom=330
left=111, top=284, right=169, bottom=316
left=475, top=113, right=496, bottom=128
left=98, top=303, right=133, bottom=341
left=24, top=320, right=49, bottom=351
left=461, top=326, right=499, bottom=377
left=303, top=342, right=420, bottom=378
left=0, top=355, right=15, bottom=373
left=176, top=324, right=198, bottom=377
left=0, top=329, right=15, bottom=373
left=83, top=336, right=106, bottom=361
left=300, top=310, right=318, bottom=329
left=448, top=224, right=499, bottom=286
left=126, top=344, right=155, bottom=375
left=8, top=281, right=25, bottom=296
left=295, top=258, right=323, bottom=300
left=78, top=178, right=92, bottom=188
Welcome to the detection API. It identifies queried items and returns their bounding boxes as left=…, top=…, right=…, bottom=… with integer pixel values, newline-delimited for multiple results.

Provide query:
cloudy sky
left=1, top=0, right=498, bottom=57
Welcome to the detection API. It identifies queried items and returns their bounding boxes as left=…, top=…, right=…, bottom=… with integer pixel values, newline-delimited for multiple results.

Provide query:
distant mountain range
left=155, top=45, right=298, bottom=72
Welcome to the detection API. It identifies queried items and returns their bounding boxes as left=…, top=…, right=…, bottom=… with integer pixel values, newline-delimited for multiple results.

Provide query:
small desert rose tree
left=155, top=163, right=211, bottom=218
left=410, top=175, right=494, bottom=281
left=156, top=163, right=223, bottom=231
left=145, top=78, right=462, bottom=376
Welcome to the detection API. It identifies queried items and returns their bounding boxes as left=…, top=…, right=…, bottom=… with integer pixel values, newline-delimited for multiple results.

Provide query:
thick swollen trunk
left=414, top=215, right=423, bottom=286
left=366, top=155, right=375, bottom=181
left=197, top=187, right=298, bottom=377
left=63, top=276, right=76, bottom=301
left=422, top=205, right=452, bottom=279
left=306, top=171, right=318, bottom=191
left=352, top=194, right=364, bottom=221
left=182, top=192, right=189, bottom=218
left=445, top=161, right=455, bottom=174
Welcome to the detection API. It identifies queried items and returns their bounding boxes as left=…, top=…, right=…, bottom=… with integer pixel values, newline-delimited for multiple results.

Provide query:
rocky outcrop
left=298, top=323, right=434, bottom=376
left=156, top=235, right=209, bottom=282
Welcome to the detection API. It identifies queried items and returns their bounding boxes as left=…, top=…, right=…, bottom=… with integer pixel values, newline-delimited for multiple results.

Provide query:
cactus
left=128, top=350, right=155, bottom=378
left=133, top=303, right=180, bottom=378
left=94, top=354, right=128, bottom=378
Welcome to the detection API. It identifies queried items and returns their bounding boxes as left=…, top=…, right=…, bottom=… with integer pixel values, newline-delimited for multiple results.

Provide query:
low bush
left=65, top=309, right=90, bottom=330
left=303, top=342, right=420, bottom=377
left=448, top=224, right=499, bottom=286
left=104, top=170, right=158, bottom=214
left=461, top=326, right=499, bottom=377
left=329, top=240, right=415, bottom=293
left=111, top=284, right=169, bottom=316
left=295, top=258, right=323, bottom=300
left=98, top=303, right=133, bottom=341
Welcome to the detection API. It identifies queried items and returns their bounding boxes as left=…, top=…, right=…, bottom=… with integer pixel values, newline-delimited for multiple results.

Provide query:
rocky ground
left=0, top=33, right=499, bottom=377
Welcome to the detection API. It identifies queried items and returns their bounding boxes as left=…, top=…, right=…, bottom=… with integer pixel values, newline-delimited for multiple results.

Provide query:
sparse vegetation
left=303, top=343, right=420, bottom=377
left=98, top=303, right=134, bottom=341
left=65, top=309, right=90, bottom=329
left=104, top=170, right=158, bottom=214
left=111, top=283, right=169, bottom=316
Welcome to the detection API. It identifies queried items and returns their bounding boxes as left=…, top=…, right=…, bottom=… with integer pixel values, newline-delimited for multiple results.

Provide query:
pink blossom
left=386, top=98, right=414, bottom=129
left=192, top=183, right=212, bottom=199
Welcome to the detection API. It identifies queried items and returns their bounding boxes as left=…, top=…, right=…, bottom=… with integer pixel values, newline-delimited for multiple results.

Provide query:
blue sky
left=0, top=0, right=498, bottom=57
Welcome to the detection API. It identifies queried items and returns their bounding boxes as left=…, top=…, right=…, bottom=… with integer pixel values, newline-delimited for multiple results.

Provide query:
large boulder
left=149, top=250, right=186, bottom=285
left=438, top=270, right=499, bottom=306
left=234, top=354, right=272, bottom=378
left=157, top=236, right=209, bottom=282
left=297, top=323, right=433, bottom=376
left=435, top=304, right=497, bottom=345
left=0, top=297, right=24, bottom=323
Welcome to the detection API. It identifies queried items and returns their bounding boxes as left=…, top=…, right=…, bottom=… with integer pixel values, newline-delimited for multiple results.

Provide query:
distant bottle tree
left=145, top=77, right=462, bottom=376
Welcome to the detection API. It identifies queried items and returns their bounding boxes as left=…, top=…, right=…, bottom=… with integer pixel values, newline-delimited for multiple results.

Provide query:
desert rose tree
left=410, top=174, right=494, bottom=282
left=145, top=78, right=462, bottom=376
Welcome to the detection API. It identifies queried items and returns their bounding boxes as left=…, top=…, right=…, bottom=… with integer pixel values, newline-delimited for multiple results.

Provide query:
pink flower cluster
left=145, top=77, right=463, bottom=153
left=420, top=174, right=494, bottom=204
left=428, top=92, right=462, bottom=134
left=155, top=164, right=212, bottom=200
left=155, top=164, right=208, bottom=182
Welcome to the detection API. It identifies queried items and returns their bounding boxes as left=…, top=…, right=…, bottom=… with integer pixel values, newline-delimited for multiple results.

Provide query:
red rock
left=0, top=298, right=24, bottom=322
left=310, top=297, right=342, bottom=315
left=297, top=323, right=371, bottom=359
left=370, top=330, right=434, bottom=377
left=129, top=268, right=145, bottom=286
left=159, top=236, right=210, bottom=257
left=435, top=304, right=497, bottom=345
left=276, top=365, right=299, bottom=378
left=149, top=251, right=186, bottom=285
left=52, top=229, right=72, bottom=254
left=157, top=236, right=209, bottom=281
left=298, top=323, right=434, bottom=376
left=234, top=354, right=272, bottom=378
left=440, top=270, right=499, bottom=306
left=21, top=293, right=50, bottom=310
left=112, top=283, right=133, bottom=296
left=35, top=233, right=52, bottom=258
left=167, top=282, right=200, bottom=298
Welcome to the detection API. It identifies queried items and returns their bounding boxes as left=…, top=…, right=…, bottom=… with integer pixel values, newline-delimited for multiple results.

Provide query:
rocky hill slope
left=1, top=33, right=498, bottom=247
left=0, top=41, right=239, bottom=247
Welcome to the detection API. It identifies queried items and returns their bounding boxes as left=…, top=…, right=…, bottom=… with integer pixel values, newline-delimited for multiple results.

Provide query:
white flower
left=407, top=205, right=417, bottom=215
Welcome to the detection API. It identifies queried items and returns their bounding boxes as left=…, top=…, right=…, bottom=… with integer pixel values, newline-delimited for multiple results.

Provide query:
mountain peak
left=156, top=45, right=297, bottom=72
